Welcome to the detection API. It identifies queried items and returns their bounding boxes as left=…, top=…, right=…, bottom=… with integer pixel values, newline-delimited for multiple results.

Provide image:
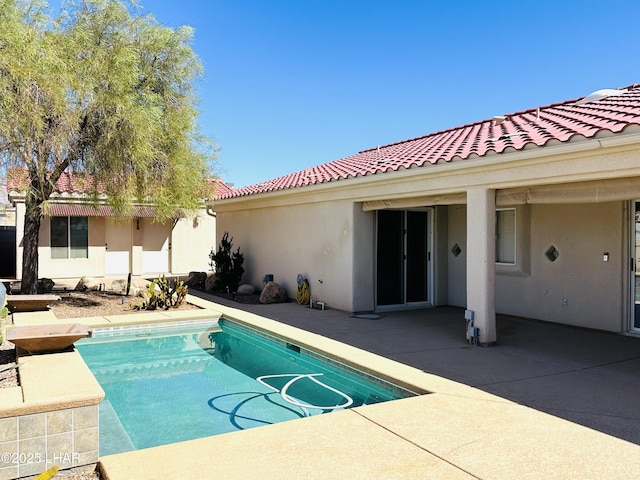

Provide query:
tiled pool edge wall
left=0, top=404, right=99, bottom=479
left=220, top=318, right=420, bottom=398
left=86, top=318, right=220, bottom=339
left=0, top=349, right=104, bottom=480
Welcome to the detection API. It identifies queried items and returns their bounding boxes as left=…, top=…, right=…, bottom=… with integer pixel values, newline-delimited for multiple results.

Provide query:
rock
left=184, top=271, right=207, bottom=289
left=205, top=272, right=219, bottom=291
left=111, top=279, right=128, bottom=293
left=75, top=276, right=100, bottom=291
left=133, top=282, right=147, bottom=297
left=37, top=278, right=55, bottom=293
left=237, top=284, right=255, bottom=295
left=259, top=282, right=288, bottom=304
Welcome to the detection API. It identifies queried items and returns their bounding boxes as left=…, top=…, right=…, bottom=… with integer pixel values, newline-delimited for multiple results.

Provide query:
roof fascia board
left=354, top=141, right=640, bottom=206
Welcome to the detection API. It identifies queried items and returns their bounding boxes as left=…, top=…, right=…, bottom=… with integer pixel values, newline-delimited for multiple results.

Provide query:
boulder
left=259, top=282, right=288, bottom=304
left=37, top=278, right=55, bottom=293
left=75, top=276, right=100, bottom=291
left=184, top=271, right=207, bottom=289
left=205, top=272, right=219, bottom=291
left=237, top=284, right=255, bottom=295
left=111, top=279, right=128, bottom=293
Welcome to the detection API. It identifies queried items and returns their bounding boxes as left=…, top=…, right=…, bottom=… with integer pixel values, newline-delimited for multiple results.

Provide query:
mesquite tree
left=0, top=0, right=214, bottom=293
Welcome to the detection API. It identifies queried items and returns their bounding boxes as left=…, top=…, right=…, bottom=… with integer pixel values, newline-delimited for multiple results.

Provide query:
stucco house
left=213, top=84, right=640, bottom=344
left=7, top=171, right=228, bottom=282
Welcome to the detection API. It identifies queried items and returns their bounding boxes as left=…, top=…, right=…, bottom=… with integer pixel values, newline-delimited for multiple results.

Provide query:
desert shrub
left=134, top=275, right=188, bottom=311
left=209, top=232, right=244, bottom=294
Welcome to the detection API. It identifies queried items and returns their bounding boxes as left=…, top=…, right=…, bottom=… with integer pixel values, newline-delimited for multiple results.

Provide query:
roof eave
left=212, top=129, right=640, bottom=209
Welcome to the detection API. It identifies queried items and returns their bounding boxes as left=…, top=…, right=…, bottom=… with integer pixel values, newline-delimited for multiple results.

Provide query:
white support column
left=466, top=187, right=497, bottom=345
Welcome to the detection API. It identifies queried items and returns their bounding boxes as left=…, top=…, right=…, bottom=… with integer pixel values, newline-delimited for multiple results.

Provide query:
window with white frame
left=51, top=216, right=89, bottom=259
left=496, top=209, right=516, bottom=264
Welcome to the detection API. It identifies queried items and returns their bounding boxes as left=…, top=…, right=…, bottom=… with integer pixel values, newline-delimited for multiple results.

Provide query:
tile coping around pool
left=9, top=294, right=640, bottom=480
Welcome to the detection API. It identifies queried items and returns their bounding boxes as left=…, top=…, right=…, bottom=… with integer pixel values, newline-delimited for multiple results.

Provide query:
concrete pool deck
left=9, top=294, right=640, bottom=479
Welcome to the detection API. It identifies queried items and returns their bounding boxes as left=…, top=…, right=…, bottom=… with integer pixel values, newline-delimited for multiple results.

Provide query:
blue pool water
left=76, top=319, right=415, bottom=455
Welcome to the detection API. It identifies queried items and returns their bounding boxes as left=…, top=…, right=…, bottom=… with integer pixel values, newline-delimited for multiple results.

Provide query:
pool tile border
left=0, top=405, right=99, bottom=478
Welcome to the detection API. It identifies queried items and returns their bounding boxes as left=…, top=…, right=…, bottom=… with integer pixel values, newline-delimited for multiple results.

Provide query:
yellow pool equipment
left=296, top=274, right=310, bottom=305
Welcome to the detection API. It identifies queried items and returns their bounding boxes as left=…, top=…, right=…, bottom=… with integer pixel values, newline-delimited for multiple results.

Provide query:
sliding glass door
left=376, top=209, right=432, bottom=309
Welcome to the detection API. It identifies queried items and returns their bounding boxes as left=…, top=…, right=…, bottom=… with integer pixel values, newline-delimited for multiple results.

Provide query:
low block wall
left=0, top=349, right=104, bottom=479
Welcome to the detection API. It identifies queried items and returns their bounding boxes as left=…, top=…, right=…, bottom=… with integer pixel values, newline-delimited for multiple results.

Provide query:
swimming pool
left=76, top=318, right=416, bottom=455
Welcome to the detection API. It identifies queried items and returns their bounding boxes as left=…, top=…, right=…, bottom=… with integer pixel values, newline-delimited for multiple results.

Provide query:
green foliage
left=134, top=275, right=188, bottom=311
left=0, top=282, right=6, bottom=320
left=0, top=0, right=216, bottom=292
left=209, top=232, right=244, bottom=294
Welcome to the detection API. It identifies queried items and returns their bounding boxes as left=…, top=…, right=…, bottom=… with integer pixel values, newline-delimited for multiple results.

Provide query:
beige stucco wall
left=0, top=205, right=16, bottom=226
left=15, top=204, right=107, bottom=280
left=433, top=206, right=449, bottom=306
left=14, top=202, right=24, bottom=279
left=447, top=205, right=467, bottom=308
left=446, top=202, right=626, bottom=332
left=38, top=216, right=106, bottom=279
left=14, top=204, right=215, bottom=281
left=351, top=204, right=375, bottom=311
left=498, top=202, right=625, bottom=331
left=216, top=199, right=365, bottom=311
left=171, top=212, right=217, bottom=275
left=131, top=220, right=143, bottom=275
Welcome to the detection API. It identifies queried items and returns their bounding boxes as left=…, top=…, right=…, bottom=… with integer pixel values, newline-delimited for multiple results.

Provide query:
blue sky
left=93, top=2, right=640, bottom=187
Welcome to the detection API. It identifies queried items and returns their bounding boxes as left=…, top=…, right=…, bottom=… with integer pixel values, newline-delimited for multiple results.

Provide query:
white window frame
left=496, top=208, right=516, bottom=265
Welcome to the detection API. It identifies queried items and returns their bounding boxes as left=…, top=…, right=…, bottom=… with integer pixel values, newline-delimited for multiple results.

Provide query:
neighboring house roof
left=219, top=84, right=640, bottom=200
left=211, top=178, right=234, bottom=198
left=7, top=168, right=229, bottom=202
left=6, top=169, right=104, bottom=195
left=7, top=168, right=227, bottom=218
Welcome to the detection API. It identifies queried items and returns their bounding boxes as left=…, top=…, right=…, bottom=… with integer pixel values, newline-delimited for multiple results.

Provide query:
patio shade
left=47, top=204, right=160, bottom=218
left=362, top=177, right=640, bottom=211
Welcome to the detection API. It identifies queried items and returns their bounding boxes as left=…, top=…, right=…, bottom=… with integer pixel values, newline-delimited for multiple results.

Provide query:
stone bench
left=6, top=294, right=61, bottom=312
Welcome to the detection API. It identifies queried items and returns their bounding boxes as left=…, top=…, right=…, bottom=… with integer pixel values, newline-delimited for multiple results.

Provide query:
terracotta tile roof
left=6, top=169, right=104, bottom=194
left=219, top=84, right=640, bottom=200
left=210, top=178, right=234, bottom=198
left=8, top=168, right=226, bottom=201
